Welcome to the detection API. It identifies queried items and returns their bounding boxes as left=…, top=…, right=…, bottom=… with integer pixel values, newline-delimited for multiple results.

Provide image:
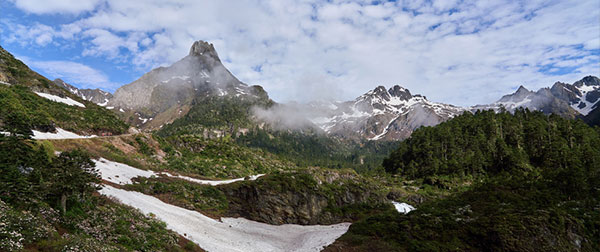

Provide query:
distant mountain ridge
left=307, top=85, right=464, bottom=141
left=471, top=76, right=599, bottom=119
left=305, top=76, right=599, bottom=140
left=53, top=78, right=113, bottom=106
left=16, top=39, right=594, bottom=139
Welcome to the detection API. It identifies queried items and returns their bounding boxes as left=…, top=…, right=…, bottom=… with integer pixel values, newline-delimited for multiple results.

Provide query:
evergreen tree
left=48, top=149, right=101, bottom=214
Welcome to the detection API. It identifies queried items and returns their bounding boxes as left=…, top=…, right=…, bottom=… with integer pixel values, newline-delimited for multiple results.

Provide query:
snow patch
left=0, top=81, right=10, bottom=85
left=369, top=115, right=399, bottom=141
left=162, top=173, right=264, bottom=186
left=34, top=92, right=85, bottom=107
left=392, top=201, right=415, bottom=214
left=98, top=99, right=109, bottom=106
left=100, top=186, right=350, bottom=252
left=94, top=158, right=264, bottom=186
left=32, top=128, right=96, bottom=140
left=94, top=158, right=157, bottom=185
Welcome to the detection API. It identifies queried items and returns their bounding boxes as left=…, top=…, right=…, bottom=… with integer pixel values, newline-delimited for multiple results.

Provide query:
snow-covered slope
left=101, top=186, right=350, bottom=252
left=34, top=92, right=85, bottom=107
left=309, top=85, right=464, bottom=141
left=32, top=128, right=96, bottom=139
left=556, top=76, right=600, bottom=115
left=94, top=158, right=350, bottom=252
left=94, top=157, right=263, bottom=186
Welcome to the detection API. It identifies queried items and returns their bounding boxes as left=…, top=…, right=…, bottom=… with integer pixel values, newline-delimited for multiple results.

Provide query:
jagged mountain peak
left=310, top=84, right=463, bottom=141
left=498, top=84, right=533, bottom=103
left=574, top=75, right=600, bottom=87
left=362, top=84, right=414, bottom=102
left=189, top=40, right=220, bottom=60
left=516, top=85, right=529, bottom=93
left=388, top=85, right=412, bottom=100
left=109, top=40, right=269, bottom=129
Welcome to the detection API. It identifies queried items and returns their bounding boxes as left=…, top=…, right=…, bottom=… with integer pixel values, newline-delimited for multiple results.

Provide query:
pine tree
left=48, top=149, right=101, bottom=214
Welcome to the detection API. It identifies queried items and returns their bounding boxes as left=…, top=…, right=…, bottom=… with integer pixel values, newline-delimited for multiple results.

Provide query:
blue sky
left=1, top=0, right=598, bottom=106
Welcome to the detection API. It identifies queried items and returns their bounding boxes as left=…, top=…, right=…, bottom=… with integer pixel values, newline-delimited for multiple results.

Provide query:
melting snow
left=98, top=99, right=109, bottom=106
left=0, top=81, right=10, bottom=85
left=94, top=158, right=157, bottom=185
left=100, top=186, right=350, bottom=252
left=162, top=173, right=264, bottom=186
left=392, top=201, right=415, bottom=214
left=93, top=158, right=264, bottom=186
left=35, top=92, right=85, bottom=107
left=94, top=158, right=350, bottom=251
left=32, top=128, right=96, bottom=140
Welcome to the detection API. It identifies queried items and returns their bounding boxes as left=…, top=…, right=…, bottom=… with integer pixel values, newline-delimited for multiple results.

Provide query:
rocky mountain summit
left=308, top=85, right=464, bottom=141
left=471, top=76, right=599, bottom=119
left=53, top=78, right=112, bottom=106
left=109, top=40, right=269, bottom=129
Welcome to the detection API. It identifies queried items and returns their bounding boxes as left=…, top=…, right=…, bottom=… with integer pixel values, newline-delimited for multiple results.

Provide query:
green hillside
left=333, top=109, right=600, bottom=251
left=0, top=46, right=128, bottom=135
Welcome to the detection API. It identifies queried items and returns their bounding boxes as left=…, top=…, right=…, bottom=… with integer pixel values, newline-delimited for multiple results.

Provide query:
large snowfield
left=101, top=186, right=350, bottom=252
left=34, top=92, right=85, bottom=107
left=94, top=158, right=350, bottom=251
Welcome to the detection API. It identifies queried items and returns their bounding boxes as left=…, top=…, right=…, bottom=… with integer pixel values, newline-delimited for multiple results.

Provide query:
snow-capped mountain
left=53, top=78, right=112, bottom=106
left=471, top=76, right=599, bottom=118
left=309, top=85, right=464, bottom=141
left=109, top=41, right=269, bottom=128
left=552, top=76, right=600, bottom=116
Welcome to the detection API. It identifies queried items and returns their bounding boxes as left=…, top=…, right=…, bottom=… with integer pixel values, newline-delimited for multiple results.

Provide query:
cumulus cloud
left=10, top=0, right=101, bottom=15
left=2, top=0, right=599, bottom=106
left=19, top=57, right=118, bottom=90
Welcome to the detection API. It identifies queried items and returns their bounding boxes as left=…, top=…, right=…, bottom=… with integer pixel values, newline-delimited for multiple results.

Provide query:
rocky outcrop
left=219, top=170, right=386, bottom=225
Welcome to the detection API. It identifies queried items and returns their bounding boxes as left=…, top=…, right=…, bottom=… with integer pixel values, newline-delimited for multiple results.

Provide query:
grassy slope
left=0, top=46, right=128, bottom=135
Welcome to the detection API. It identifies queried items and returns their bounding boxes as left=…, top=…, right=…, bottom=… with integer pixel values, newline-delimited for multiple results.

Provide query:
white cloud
left=19, top=57, right=117, bottom=91
left=10, top=0, right=101, bottom=15
left=3, top=0, right=600, bottom=106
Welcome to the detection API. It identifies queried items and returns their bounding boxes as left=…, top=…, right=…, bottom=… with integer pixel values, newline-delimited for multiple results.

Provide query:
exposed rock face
left=220, top=171, right=386, bottom=225
left=53, top=79, right=113, bottom=106
left=109, top=40, right=268, bottom=129
left=307, top=85, right=464, bottom=141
